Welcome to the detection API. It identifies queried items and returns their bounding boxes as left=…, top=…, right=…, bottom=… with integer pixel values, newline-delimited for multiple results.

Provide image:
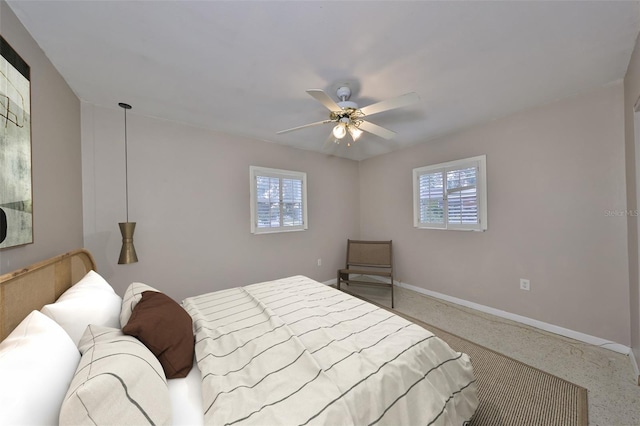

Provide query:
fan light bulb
left=333, top=123, right=347, bottom=139
left=348, top=125, right=363, bottom=141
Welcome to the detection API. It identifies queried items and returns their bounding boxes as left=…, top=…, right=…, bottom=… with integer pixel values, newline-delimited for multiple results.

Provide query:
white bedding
left=183, top=275, right=478, bottom=425
left=168, top=361, right=205, bottom=425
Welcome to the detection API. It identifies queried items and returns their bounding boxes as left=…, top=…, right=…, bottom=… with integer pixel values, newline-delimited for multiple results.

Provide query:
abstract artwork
left=0, top=36, right=32, bottom=249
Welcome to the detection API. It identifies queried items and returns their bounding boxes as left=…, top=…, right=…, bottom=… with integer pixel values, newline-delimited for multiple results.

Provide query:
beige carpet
left=353, top=293, right=589, bottom=426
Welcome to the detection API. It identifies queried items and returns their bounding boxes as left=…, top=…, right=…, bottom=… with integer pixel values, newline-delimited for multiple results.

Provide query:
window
left=250, top=166, right=308, bottom=234
left=413, top=155, right=487, bottom=231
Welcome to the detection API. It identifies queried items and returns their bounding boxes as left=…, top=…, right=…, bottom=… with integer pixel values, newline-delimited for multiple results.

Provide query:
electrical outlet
left=520, top=278, right=530, bottom=291
left=317, top=258, right=322, bottom=267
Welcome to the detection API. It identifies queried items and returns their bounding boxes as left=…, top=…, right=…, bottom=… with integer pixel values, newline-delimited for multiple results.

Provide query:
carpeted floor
left=347, top=290, right=589, bottom=426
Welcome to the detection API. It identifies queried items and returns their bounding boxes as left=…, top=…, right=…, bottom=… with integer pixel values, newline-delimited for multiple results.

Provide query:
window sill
left=252, top=227, right=307, bottom=235
left=415, top=226, right=486, bottom=232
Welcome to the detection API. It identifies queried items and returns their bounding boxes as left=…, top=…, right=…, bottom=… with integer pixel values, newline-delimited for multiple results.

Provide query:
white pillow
left=59, top=325, right=172, bottom=425
left=120, top=281, right=160, bottom=327
left=41, top=270, right=122, bottom=346
left=60, top=270, right=114, bottom=297
left=0, top=310, right=80, bottom=425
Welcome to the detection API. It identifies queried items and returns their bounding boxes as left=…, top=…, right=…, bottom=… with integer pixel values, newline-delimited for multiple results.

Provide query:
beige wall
left=0, top=2, right=83, bottom=274
left=360, top=83, right=630, bottom=345
left=81, top=103, right=360, bottom=301
left=624, top=31, right=640, bottom=374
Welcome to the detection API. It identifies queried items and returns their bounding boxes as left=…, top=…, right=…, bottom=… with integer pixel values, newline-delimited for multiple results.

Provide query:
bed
left=0, top=249, right=478, bottom=425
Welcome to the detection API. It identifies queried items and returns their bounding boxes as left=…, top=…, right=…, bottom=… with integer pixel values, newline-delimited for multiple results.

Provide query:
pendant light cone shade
left=118, top=222, right=138, bottom=264
left=117, top=102, right=138, bottom=264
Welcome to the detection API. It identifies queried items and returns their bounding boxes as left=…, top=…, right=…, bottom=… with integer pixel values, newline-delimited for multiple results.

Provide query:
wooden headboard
left=0, top=249, right=96, bottom=341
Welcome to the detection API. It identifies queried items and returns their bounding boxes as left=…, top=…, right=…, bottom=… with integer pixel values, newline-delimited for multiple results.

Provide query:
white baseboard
left=631, top=348, right=640, bottom=384
left=396, top=281, right=631, bottom=355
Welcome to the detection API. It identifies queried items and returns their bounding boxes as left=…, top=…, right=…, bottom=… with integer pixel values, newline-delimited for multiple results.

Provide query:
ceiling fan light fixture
left=332, top=123, right=347, bottom=139
left=276, top=83, right=420, bottom=147
left=348, top=124, right=363, bottom=141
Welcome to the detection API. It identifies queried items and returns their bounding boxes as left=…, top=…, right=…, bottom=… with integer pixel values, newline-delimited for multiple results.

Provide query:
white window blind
left=413, top=155, right=487, bottom=231
left=250, top=166, right=307, bottom=234
left=418, top=170, right=445, bottom=227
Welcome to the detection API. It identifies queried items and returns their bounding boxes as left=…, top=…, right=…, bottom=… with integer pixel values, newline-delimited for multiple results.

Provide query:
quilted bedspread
left=182, top=276, right=478, bottom=425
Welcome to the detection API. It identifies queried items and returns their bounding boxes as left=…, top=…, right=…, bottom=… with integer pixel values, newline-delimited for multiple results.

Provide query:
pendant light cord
left=124, top=107, right=129, bottom=223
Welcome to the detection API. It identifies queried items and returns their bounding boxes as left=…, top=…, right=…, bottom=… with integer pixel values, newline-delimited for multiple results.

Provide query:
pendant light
left=117, top=102, right=138, bottom=264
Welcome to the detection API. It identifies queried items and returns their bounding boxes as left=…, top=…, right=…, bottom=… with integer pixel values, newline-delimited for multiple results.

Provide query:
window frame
left=250, top=166, right=308, bottom=234
left=412, top=155, right=487, bottom=231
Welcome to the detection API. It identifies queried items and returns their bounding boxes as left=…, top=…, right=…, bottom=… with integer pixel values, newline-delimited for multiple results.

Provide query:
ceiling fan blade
left=358, top=120, right=396, bottom=140
left=359, top=92, right=420, bottom=117
left=276, top=120, right=332, bottom=135
left=306, top=89, right=343, bottom=112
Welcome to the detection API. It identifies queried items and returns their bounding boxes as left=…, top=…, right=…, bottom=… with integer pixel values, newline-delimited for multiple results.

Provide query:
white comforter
left=182, top=276, right=478, bottom=425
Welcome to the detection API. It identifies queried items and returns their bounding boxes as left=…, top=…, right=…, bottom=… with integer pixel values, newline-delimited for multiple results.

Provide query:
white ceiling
left=7, top=1, right=640, bottom=161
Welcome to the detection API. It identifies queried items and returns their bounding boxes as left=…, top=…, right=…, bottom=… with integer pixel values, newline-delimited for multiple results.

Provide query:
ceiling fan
left=277, top=85, right=420, bottom=146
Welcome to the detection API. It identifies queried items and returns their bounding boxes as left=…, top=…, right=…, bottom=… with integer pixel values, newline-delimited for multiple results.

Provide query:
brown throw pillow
left=122, top=291, right=194, bottom=379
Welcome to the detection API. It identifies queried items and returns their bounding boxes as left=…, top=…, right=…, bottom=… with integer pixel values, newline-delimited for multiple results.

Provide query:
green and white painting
left=0, top=36, right=32, bottom=249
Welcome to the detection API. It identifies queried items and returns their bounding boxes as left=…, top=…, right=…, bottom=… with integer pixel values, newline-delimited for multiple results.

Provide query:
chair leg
left=390, top=276, right=394, bottom=309
left=337, top=271, right=341, bottom=291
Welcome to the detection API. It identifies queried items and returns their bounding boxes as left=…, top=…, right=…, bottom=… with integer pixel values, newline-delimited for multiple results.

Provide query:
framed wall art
left=0, top=36, right=32, bottom=249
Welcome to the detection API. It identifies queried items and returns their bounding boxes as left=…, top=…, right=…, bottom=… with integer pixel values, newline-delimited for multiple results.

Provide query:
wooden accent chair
left=337, top=240, right=394, bottom=308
